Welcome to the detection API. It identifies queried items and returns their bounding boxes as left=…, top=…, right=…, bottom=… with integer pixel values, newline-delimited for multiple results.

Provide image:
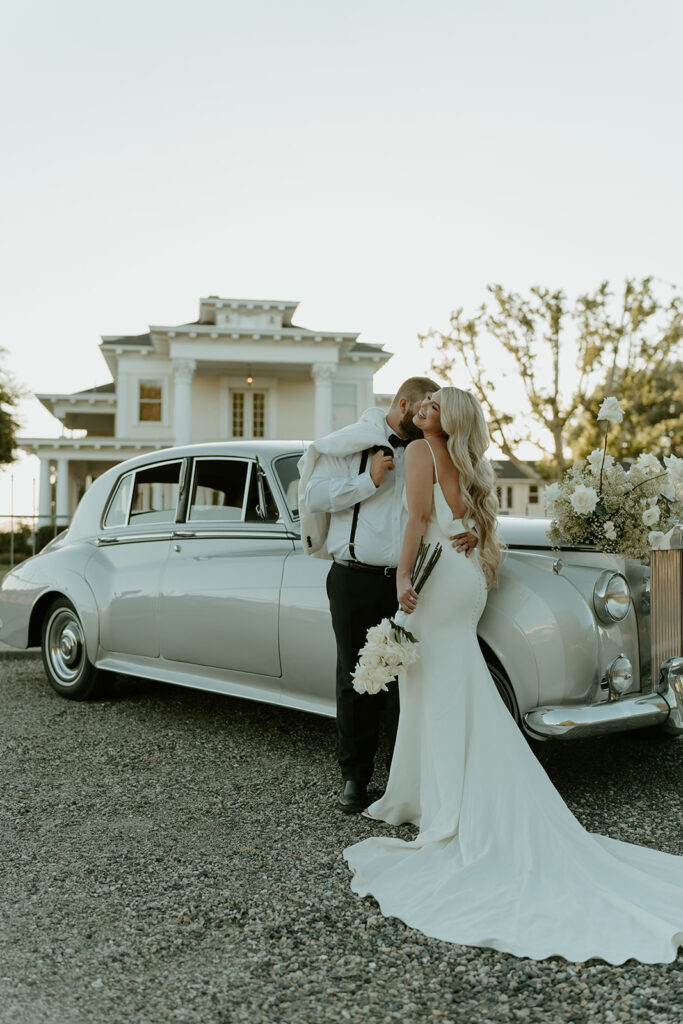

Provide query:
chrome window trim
left=100, top=457, right=185, bottom=531
left=185, top=455, right=254, bottom=525
left=96, top=531, right=175, bottom=546
left=271, top=452, right=303, bottom=523
left=171, top=528, right=295, bottom=542
left=242, top=462, right=253, bottom=520
left=100, top=469, right=135, bottom=530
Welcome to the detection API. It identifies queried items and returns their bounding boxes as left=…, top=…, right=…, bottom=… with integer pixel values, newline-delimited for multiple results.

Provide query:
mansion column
left=55, top=457, right=70, bottom=527
left=115, top=374, right=128, bottom=437
left=312, top=363, right=336, bottom=438
left=172, top=359, right=196, bottom=446
left=38, top=458, right=52, bottom=527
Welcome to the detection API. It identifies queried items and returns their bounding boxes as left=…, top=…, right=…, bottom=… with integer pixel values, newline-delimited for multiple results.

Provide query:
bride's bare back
left=421, top=437, right=468, bottom=520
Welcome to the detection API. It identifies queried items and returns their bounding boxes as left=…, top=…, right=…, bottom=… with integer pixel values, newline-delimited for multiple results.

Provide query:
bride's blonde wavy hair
left=438, top=387, right=504, bottom=587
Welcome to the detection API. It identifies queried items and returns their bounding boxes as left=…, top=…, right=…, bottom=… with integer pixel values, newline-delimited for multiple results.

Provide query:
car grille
left=650, top=549, right=683, bottom=674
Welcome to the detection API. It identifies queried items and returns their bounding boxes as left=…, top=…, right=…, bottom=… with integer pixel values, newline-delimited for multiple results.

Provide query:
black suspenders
left=348, top=448, right=370, bottom=562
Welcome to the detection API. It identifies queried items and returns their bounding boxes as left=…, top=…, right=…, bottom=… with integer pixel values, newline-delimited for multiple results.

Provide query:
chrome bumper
left=524, top=692, right=672, bottom=740
left=525, top=657, right=683, bottom=740
left=658, top=656, right=683, bottom=735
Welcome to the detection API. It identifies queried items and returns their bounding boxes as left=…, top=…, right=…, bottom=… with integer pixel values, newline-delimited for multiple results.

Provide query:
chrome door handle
left=172, top=531, right=196, bottom=538
left=97, top=536, right=119, bottom=546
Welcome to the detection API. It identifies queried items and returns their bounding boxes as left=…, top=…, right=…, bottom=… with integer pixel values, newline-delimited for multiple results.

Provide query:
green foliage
left=0, top=524, right=62, bottom=563
left=0, top=348, right=21, bottom=465
left=570, top=363, right=683, bottom=462
left=422, top=278, right=683, bottom=479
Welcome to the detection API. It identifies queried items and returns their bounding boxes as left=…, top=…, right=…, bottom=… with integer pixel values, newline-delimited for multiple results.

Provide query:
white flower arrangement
left=547, top=398, right=683, bottom=559
left=350, top=616, right=420, bottom=695
left=352, top=539, right=442, bottom=695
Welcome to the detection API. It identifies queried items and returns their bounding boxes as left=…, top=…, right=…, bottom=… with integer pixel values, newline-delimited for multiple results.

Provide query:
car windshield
left=274, top=455, right=301, bottom=518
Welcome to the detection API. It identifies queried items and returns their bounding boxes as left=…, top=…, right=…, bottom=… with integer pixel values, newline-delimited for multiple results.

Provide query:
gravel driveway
left=1, top=656, right=681, bottom=1024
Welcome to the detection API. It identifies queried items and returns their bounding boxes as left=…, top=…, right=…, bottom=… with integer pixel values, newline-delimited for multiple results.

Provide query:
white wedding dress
left=343, top=447, right=683, bottom=964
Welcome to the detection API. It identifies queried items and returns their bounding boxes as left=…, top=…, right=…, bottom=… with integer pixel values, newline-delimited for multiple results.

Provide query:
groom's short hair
left=391, top=376, right=440, bottom=409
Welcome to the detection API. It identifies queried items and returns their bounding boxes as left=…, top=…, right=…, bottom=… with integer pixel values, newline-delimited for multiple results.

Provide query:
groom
left=299, top=377, right=477, bottom=813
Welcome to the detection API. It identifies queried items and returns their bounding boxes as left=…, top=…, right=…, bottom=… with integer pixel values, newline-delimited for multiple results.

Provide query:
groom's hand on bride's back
left=451, top=531, right=478, bottom=556
left=369, top=449, right=395, bottom=487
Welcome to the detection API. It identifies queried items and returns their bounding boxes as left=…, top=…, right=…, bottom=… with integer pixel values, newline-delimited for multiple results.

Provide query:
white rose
left=603, top=520, right=617, bottom=540
left=543, top=482, right=561, bottom=510
left=636, top=453, right=661, bottom=475
left=362, top=637, right=386, bottom=660
left=642, top=506, right=661, bottom=527
left=359, top=654, right=383, bottom=669
left=363, top=667, right=390, bottom=693
left=586, top=448, right=614, bottom=473
left=648, top=530, right=666, bottom=547
left=569, top=484, right=599, bottom=515
left=597, top=396, right=624, bottom=424
left=664, top=454, right=683, bottom=484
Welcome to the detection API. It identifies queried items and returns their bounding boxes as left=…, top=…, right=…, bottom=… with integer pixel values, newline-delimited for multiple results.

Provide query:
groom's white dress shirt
left=304, top=418, right=408, bottom=567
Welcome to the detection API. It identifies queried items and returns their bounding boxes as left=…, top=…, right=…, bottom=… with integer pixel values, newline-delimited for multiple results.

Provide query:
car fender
left=480, top=552, right=599, bottom=713
left=26, top=567, right=100, bottom=659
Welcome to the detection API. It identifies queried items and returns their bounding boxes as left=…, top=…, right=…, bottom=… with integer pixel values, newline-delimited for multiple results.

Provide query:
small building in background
left=493, top=460, right=547, bottom=517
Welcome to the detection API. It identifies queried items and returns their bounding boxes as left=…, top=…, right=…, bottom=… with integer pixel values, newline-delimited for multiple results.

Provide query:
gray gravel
left=1, top=656, right=681, bottom=1024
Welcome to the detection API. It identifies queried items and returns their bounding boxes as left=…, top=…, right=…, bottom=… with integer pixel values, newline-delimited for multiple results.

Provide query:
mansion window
left=138, top=380, right=163, bottom=422
left=230, top=390, right=266, bottom=439
left=528, top=484, right=539, bottom=505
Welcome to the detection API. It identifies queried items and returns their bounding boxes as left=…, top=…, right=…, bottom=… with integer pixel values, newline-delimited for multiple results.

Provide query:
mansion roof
left=98, top=296, right=391, bottom=379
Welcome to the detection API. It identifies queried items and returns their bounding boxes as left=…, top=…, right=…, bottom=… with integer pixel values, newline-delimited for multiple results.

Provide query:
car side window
left=188, top=459, right=249, bottom=521
left=130, top=462, right=182, bottom=523
left=103, top=472, right=134, bottom=528
left=274, top=455, right=301, bottom=518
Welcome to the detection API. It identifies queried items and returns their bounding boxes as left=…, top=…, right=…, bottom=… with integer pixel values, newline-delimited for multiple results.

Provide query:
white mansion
left=20, top=295, right=545, bottom=524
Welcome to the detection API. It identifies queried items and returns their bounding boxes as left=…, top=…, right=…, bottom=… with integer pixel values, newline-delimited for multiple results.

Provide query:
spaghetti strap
left=423, top=439, right=439, bottom=483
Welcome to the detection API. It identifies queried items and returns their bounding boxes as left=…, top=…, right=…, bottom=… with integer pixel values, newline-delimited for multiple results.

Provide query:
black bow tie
left=388, top=434, right=409, bottom=449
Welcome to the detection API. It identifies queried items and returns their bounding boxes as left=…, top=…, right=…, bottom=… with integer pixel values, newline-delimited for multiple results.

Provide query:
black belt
left=334, top=558, right=397, bottom=577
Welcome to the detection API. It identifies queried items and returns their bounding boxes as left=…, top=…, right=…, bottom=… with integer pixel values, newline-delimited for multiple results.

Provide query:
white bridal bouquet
left=546, top=397, right=683, bottom=559
left=352, top=539, right=442, bottom=695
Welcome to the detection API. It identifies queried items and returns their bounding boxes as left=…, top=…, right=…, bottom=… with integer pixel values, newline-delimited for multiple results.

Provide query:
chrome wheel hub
left=47, top=609, right=85, bottom=685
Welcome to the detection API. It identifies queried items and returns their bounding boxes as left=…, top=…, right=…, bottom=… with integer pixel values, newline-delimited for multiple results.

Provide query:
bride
left=343, top=386, right=683, bottom=964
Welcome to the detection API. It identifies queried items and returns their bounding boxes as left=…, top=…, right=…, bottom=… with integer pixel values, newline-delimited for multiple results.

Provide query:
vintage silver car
left=1, top=440, right=682, bottom=743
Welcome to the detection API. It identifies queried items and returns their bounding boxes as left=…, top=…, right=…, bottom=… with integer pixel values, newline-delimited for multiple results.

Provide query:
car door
left=85, top=458, right=186, bottom=658
left=158, top=456, right=295, bottom=676
left=270, top=453, right=338, bottom=711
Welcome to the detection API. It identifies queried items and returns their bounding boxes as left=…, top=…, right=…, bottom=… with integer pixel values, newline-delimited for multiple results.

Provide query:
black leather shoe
left=337, top=780, right=368, bottom=814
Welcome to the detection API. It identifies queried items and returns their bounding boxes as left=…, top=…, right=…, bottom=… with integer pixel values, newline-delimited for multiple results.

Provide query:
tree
left=421, top=278, right=683, bottom=480
left=569, top=362, right=683, bottom=461
left=0, top=349, right=20, bottom=465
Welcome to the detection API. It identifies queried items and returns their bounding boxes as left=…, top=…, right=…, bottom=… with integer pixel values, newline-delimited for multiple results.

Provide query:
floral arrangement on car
left=546, top=397, right=683, bottom=559
left=352, top=539, right=442, bottom=695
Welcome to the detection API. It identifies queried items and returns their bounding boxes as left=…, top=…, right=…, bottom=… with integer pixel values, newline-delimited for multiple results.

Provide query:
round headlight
left=607, top=654, right=633, bottom=695
left=594, top=571, right=631, bottom=623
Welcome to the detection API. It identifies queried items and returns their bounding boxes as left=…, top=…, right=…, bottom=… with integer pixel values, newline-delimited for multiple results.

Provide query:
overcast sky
left=1, top=0, right=682, bottom=514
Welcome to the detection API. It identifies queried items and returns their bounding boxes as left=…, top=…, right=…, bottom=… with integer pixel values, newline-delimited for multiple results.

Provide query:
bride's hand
left=397, top=575, right=419, bottom=613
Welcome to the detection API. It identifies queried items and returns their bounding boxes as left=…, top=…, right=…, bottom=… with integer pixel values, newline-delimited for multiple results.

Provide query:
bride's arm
left=396, top=441, right=434, bottom=614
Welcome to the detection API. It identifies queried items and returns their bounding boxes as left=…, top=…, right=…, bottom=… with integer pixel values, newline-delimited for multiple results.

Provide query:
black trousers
left=326, top=561, right=400, bottom=785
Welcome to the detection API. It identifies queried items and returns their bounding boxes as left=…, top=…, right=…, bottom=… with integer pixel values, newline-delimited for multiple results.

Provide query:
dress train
left=343, top=461, right=683, bottom=964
